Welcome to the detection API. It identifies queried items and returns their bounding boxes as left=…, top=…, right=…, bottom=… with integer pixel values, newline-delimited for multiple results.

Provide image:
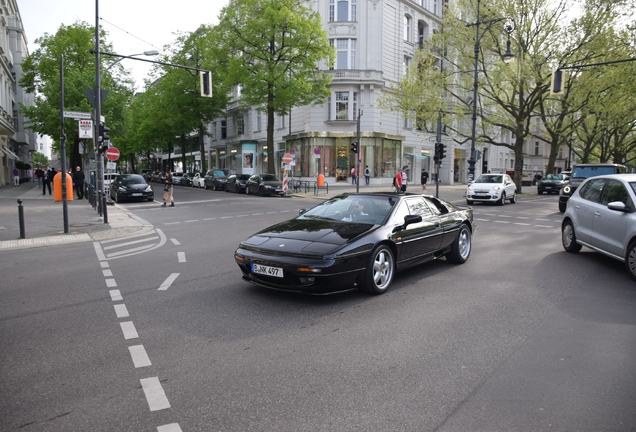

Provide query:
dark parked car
left=537, top=173, right=567, bottom=195
left=245, top=174, right=285, bottom=196
left=180, top=173, right=195, bottom=186
left=204, top=169, right=231, bottom=190
left=235, top=193, right=474, bottom=295
left=559, top=163, right=627, bottom=212
left=109, top=174, right=154, bottom=203
left=225, top=174, right=251, bottom=193
left=562, top=174, right=636, bottom=280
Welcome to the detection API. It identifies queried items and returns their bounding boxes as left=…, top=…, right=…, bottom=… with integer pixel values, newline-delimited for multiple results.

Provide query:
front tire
left=446, top=224, right=472, bottom=264
left=562, top=220, right=582, bottom=253
left=466, top=199, right=474, bottom=205
left=499, top=192, right=506, bottom=206
left=204, top=182, right=209, bottom=190
left=361, top=245, right=395, bottom=295
left=538, top=190, right=543, bottom=195
left=625, top=241, right=636, bottom=281
left=259, top=187, right=265, bottom=197
left=246, top=186, right=251, bottom=195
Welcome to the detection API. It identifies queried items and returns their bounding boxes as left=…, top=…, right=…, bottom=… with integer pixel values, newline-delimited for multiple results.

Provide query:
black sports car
left=109, top=174, right=154, bottom=203
left=235, top=193, right=474, bottom=295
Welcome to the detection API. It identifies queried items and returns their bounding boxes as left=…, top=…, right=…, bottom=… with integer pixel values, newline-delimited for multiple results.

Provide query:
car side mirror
left=299, top=209, right=307, bottom=215
left=607, top=201, right=628, bottom=212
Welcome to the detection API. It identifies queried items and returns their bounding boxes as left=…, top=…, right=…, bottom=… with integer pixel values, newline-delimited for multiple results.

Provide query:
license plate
left=252, top=263, right=283, bottom=277
left=131, top=193, right=142, bottom=196
left=545, top=186, right=552, bottom=189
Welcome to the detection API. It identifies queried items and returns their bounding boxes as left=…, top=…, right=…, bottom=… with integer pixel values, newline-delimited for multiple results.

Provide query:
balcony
left=325, top=69, right=384, bottom=87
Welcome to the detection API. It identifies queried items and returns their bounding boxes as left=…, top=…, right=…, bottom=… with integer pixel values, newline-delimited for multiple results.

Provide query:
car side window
left=406, top=197, right=434, bottom=218
left=578, top=178, right=606, bottom=203
left=601, top=180, right=629, bottom=205
left=391, top=201, right=410, bottom=225
left=423, top=197, right=449, bottom=215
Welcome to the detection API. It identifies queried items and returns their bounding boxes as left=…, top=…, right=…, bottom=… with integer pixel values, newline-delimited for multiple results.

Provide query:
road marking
left=107, top=244, right=156, bottom=258
left=515, top=216, right=530, bottom=219
left=120, top=321, right=139, bottom=339
left=103, top=235, right=159, bottom=251
left=220, top=216, right=232, bottom=219
left=535, top=224, right=554, bottom=228
left=95, top=229, right=167, bottom=260
left=494, top=221, right=511, bottom=224
left=203, top=217, right=216, bottom=221
left=252, top=213, right=264, bottom=215
left=513, top=223, right=531, bottom=226
left=129, top=345, right=152, bottom=368
left=184, top=220, right=199, bottom=223
left=140, top=377, right=171, bottom=411
left=103, top=269, right=113, bottom=277
left=159, top=273, right=180, bottom=291
left=534, top=218, right=550, bottom=221
left=237, top=214, right=248, bottom=217
left=94, top=241, right=107, bottom=261
left=157, top=424, right=182, bottom=432
left=170, top=238, right=181, bottom=245
left=178, top=252, right=186, bottom=263
left=106, top=279, right=117, bottom=287
left=281, top=210, right=290, bottom=212
left=100, top=262, right=109, bottom=268
left=164, top=222, right=181, bottom=225
left=499, top=215, right=512, bottom=218
left=114, top=304, right=129, bottom=318
left=109, top=290, right=122, bottom=301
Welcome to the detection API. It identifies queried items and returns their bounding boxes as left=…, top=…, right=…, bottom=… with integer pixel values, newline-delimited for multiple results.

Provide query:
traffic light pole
left=94, top=0, right=104, bottom=221
left=355, top=109, right=362, bottom=194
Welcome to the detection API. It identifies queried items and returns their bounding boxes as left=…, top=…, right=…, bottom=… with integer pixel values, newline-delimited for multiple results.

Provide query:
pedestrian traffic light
left=351, top=141, right=358, bottom=153
left=99, top=124, right=110, bottom=142
left=434, top=143, right=440, bottom=164
left=200, top=70, right=212, bottom=98
left=551, top=69, right=564, bottom=94
left=439, top=143, right=447, bottom=160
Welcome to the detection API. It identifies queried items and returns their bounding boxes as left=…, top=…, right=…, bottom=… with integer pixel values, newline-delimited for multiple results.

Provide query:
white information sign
left=79, top=120, right=93, bottom=139
left=106, top=162, right=116, bottom=170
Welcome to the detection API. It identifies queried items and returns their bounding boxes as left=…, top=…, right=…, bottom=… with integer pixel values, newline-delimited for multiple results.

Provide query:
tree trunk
left=199, top=123, right=206, bottom=173
left=266, top=90, right=275, bottom=175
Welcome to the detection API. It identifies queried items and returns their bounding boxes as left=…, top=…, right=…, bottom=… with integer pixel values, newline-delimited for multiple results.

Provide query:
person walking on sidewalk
left=400, top=166, right=409, bottom=194
left=13, top=167, right=19, bottom=186
left=72, top=166, right=85, bottom=199
left=36, top=168, right=43, bottom=188
left=161, top=171, right=175, bottom=207
left=393, top=170, right=402, bottom=193
left=364, top=165, right=370, bottom=185
left=42, top=168, right=52, bottom=195
left=421, top=168, right=429, bottom=192
left=350, top=166, right=357, bottom=185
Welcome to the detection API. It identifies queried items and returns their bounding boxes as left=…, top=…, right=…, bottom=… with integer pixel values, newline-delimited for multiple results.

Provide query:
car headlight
left=563, top=185, right=571, bottom=194
left=118, top=187, right=126, bottom=192
left=492, top=186, right=501, bottom=191
left=145, top=186, right=152, bottom=192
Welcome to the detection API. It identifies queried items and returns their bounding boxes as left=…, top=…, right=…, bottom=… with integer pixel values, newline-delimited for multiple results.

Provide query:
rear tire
left=235, top=185, right=240, bottom=194
left=561, top=220, right=582, bottom=253
left=510, top=192, right=517, bottom=204
left=625, top=241, right=636, bottom=281
left=558, top=201, right=567, bottom=213
left=361, top=245, right=395, bottom=295
left=246, top=186, right=251, bottom=195
left=446, top=224, right=472, bottom=264
left=538, top=190, right=543, bottom=195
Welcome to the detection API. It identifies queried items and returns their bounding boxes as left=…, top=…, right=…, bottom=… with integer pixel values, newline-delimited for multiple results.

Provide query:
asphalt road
left=1, top=185, right=635, bottom=432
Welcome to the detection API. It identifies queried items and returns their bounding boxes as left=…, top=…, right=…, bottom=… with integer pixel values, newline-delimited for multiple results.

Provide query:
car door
left=590, top=179, right=631, bottom=257
left=391, top=197, right=443, bottom=265
left=504, top=174, right=516, bottom=196
left=424, top=196, right=462, bottom=250
left=571, top=178, right=607, bottom=244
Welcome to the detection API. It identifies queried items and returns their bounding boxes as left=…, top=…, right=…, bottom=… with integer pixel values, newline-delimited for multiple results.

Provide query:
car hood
left=469, top=182, right=505, bottom=189
left=120, top=184, right=149, bottom=190
left=241, top=219, right=375, bottom=255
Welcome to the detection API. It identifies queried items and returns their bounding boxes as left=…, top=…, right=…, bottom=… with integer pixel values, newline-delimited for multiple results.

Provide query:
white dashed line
left=220, top=216, right=232, bottom=219
left=534, top=218, right=550, bottom=221
left=178, top=252, right=186, bottom=263
left=280, top=210, right=290, bottom=212
left=535, top=224, right=554, bottom=228
left=515, top=217, right=530, bottom=219
left=120, top=321, right=139, bottom=339
left=102, top=269, right=113, bottom=277
left=513, top=223, right=531, bottom=226
left=203, top=217, right=216, bottom=221
left=237, top=214, right=248, bottom=217
left=159, top=273, right=180, bottom=291
left=164, top=222, right=181, bottom=225
left=252, top=213, right=264, bottom=215
left=140, top=377, right=171, bottom=411
left=157, top=424, right=183, bottom=432
left=105, top=279, right=117, bottom=287
left=109, top=290, right=122, bottom=301
left=114, top=304, right=130, bottom=318
left=184, top=220, right=199, bottom=223
left=494, top=221, right=511, bottom=224
left=170, top=238, right=181, bottom=246
left=100, top=262, right=109, bottom=268
left=266, top=211, right=277, bottom=214
left=128, top=345, right=152, bottom=368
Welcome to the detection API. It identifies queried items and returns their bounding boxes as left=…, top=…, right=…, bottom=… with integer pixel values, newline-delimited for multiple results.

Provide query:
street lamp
left=104, top=50, right=160, bottom=73
left=467, top=0, right=515, bottom=182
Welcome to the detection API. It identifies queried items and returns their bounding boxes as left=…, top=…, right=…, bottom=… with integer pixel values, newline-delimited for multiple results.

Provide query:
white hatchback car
left=561, top=174, right=636, bottom=281
left=191, top=172, right=205, bottom=188
left=466, top=173, right=517, bottom=205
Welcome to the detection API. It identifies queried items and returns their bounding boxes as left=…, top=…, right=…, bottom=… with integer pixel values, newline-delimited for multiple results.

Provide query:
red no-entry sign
left=105, top=147, right=120, bottom=161
left=282, top=153, right=293, bottom=164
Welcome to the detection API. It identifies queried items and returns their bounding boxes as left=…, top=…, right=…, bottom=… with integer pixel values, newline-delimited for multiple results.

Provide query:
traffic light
left=99, top=124, right=110, bottom=142
left=551, top=69, right=564, bottom=94
left=439, top=143, right=447, bottom=160
left=434, top=143, right=440, bottom=164
left=351, top=141, right=358, bottom=153
left=200, top=70, right=212, bottom=97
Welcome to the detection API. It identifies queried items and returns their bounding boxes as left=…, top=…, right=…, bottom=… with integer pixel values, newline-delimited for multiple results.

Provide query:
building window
left=403, top=56, right=411, bottom=76
left=221, top=120, right=227, bottom=139
left=237, top=115, right=244, bottom=135
left=404, top=15, right=412, bottom=42
left=534, top=141, right=539, bottom=155
left=433, top=0, right=438, bottom=15
left=256, top=109, right=261, bottom=131
left=211, top=122, right=216, bottom=140
left=280, top=114, right=285, bottom=129
left=329, top=0, right=356, bottom=22
left=336, top=92, right=349, bottom=120
left=330, top=39, right=356, bottom=69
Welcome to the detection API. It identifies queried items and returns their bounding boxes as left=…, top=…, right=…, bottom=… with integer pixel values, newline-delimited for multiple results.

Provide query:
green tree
left=31, top=152, right=49, bottom=168
left=19, top=22, right=133, bottom=170
left=214, top=0, right=334, bottom=174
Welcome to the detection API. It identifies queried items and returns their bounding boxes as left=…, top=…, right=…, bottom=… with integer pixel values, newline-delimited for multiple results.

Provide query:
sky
left=18, top=0, right=228, bottom=89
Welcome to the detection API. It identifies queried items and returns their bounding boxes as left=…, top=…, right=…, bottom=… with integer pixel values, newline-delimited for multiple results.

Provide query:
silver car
left=561, top=174, right=636, bottom=281
left=466, top=173, right=517, bottom=205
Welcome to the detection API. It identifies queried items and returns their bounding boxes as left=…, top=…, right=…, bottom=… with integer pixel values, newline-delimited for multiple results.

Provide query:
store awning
left=2, top=146, right=17, bottom=159
left=218, top=155, right=227, bottom=159
left=404, top=152, right=429, bottom=160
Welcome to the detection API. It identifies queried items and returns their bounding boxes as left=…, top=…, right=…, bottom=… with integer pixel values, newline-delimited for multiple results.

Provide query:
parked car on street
left=561, top=174, right=636, bottom=281
left=225, top=174, right=251, bottom=193
left=103, top=173, right=119, bottom=193
left=139, top=169, right=153, bottom=181
left=245, top=174, right=285, bottom=196
left=204, top=169, right=231, bottom=190
left=109, top=174, right=154, bottom=203
left=235, top=192, right=474, bottom=294
left=180, top=173, right=195, bottom=186
left=558, top=163, right=627, bottom=212
left=537, top=173, right=568, bottom=195
left=171, top=172, right=184, bottom=185
left=466, top=173, right=517, bottom=205
left=191, top=172, right=205, bottom=188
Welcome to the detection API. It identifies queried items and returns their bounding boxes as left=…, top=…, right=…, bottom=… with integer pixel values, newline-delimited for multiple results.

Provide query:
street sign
left=79, top=120, right=93, bottom=138
left=64, top=110, right=92, bottom=119
left=289, top=148, right=295, bottom=155
left=105, top=147, right=120, bottom=161
left=282, top=153, right=293, bottom=164
left=106, top=162, right=116, bottom=170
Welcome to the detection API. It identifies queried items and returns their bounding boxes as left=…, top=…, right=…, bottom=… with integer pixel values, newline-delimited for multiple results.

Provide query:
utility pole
left=355, top=109, right=362, bottom=194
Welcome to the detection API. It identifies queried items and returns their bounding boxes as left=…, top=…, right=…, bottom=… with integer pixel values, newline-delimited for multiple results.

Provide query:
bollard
left=102, top=193, right=108, bottom=224
left=17, top=199, right=26, bottom=239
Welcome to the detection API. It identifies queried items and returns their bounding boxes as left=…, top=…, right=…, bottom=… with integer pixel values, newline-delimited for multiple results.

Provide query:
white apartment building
left=0, top=0, right=18, bottom=185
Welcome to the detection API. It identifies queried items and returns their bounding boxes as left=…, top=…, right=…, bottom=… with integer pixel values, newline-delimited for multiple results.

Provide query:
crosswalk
left=93, top=229, right=167, bottom=260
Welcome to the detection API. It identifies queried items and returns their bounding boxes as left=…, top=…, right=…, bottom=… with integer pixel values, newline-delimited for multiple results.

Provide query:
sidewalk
left=0, top=183, right=152, bottom=251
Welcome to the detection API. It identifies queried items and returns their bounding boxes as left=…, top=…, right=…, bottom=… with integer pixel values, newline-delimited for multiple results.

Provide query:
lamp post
left=467, top=0, right=515, bottom=182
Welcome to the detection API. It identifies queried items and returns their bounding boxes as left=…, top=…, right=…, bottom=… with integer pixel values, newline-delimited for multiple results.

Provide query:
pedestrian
left=42, top=167, right=52, bottom=195
left=13, top=166, right=19, bottom=186
left=72, top=166, right=85, bottom=199
left=421, top=168, right=429, bottom=192
left=364, top=165, right=370, bottom=185
left=36, top=168, right=43, bottom=188
left=27, top=167, right=35, bottom=187
left=393, top=169, right=402, bottom=193
left=350, top=166, right=356, bottom=185
left=400, top=166, right=408, bottom=194
left=162, top=171, right=175, bottom=207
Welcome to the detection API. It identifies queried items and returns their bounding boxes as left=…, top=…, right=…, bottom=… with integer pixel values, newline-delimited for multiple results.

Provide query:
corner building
left=208, top=0, right=457, bottom=186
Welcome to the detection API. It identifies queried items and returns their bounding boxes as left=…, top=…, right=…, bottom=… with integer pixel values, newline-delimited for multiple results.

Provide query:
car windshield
left=237, top=174, right=251, bottom=180
left=213, top=170, right=229, bottom=176
left=545, top=174, right=564, bottom=181
left=475, top=175, right=502, bottom=183
left=261, top=175, right=280, bottom=181
left=572, top=166, right=617, bottom=179
left=120, top=175, right=145, bottom=185
left=298, top=195, right=395, bottom=224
